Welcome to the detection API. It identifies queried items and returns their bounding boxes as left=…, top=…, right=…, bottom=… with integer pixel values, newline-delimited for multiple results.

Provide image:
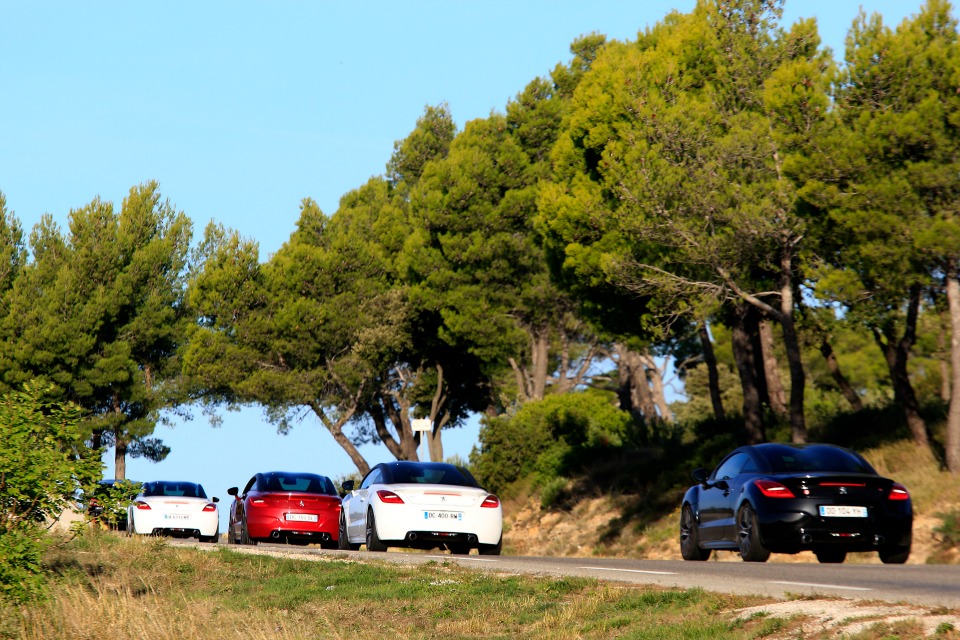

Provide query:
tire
left=680, top=505, right=711, bottom=561
left=879, top=544, right=910, bottom=564
left=338, top=514, right=360, bottom=551
left=199, top=531, right=219, bottom=543
left=814, top=548, right=846, bottom=564
left=365, top=509, right=388, bottom=552
left=478, top=537, right=502, bottom=556
left=737, top=504, right=771, bottom=562
left=241, top=519, right=257, bottom=546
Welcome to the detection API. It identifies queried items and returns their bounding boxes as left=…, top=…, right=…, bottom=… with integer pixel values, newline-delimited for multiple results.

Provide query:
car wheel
left=241, top=519, right=257, bottom=546
left=338, top=514, right=359, bottom=551
left=448, top=543, right=470, bottom=555
left=814, top=548, right=846, bottom=564
left=737, top=504, right=770, bottom=562
left=199, top=532, right=219, bottom=543
left=478, top=537, right=502, bottom=556
left=680, top=504, right=711, bottom=561
left=365, top=509, right=388, bottom=552
left=879, top=544, right=910, bottom=564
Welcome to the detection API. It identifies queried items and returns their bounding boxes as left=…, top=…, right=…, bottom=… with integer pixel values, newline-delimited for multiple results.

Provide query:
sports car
left=339, top=461, right=502, bottom=555
left=679, top=443, right=912, bottom=564
left=227, top=471, right=341, bottom=547
left=127, top=480, right=220, bottom=542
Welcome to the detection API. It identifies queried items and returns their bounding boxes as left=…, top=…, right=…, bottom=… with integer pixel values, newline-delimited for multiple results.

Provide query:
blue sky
left=1, top=1, right=922, bottom=532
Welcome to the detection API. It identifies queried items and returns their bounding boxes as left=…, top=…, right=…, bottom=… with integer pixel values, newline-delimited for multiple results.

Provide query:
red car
left=227, top=471, right=341, bottom=547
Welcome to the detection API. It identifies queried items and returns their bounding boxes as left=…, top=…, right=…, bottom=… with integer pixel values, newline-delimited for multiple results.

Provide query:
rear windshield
left=142, top=481, right=207, bottom=499
left=262, top=473, right=337, bottom=495
left=389, top=462, right=478, bottom=487
left=758, top=446, right=875, bottom=474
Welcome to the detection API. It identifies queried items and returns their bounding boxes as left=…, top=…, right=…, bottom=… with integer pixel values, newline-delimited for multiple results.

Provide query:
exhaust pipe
left=801, top=534, right=813, bottom=544
left=874, top=534, right=885, bottom=545
left=407, top=532, right=418, bottom=541
left=271, top=531, right=281, bottom=539
left=320, top=532, right=331, bottom=542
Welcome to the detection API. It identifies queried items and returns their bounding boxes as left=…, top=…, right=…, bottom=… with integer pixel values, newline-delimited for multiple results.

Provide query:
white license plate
left=819, top=505, right=868, bottom=518
left=423, top=511, right=463, bottom=521
left=163, top=514, right=188, bottom=521
left=285, top=513, right=318, bottom=522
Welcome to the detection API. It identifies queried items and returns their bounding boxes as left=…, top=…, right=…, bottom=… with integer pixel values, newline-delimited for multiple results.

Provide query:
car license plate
left=285, top=513, right=318, bottom=522
left=423, top=511, right=463, bottom=521
left=163, top=514, right=188, bottom=521
left=819, top=505, right=868, bottom=518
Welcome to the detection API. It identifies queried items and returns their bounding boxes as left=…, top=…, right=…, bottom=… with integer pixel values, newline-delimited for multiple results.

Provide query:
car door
left=233, top=476, right=257, bottom=540
left=347, top=467, right=382, bottom=540
left=697, top=453, right=750, bottom=542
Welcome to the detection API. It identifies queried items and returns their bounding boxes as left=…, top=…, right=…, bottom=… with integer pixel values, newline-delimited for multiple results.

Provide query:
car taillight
left=250, top=498, right=266, bottom=506
left=376, top=490, right=404, bottom=504
left=134, top=501, right=151, bottom=510
left=888, top=483, right=910, bottom=501
left=481, top=495, right=500, bottom=508
left=203, top=503, right=217, bottom=512
left=754, top=479, right=796, bottom=498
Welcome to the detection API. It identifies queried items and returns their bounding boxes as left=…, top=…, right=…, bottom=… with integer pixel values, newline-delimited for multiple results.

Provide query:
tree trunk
left=639, top=351, right=673, bottom=423
left=939, top=319, right=951, bottom=403
left=819, top=337, right=864, bottom=412
left=311, top=401, right=370, bottom=476
left=945, top=271, right=960, bottom=473
left=615, top=344, right=645, bottom=424
left=873, top=286, right=928, bottom=448
left=759, top=319, right=788, bottom=419
left=530, top=327, right=549, bottom=401
left=699, top=323, right=726, bottom=421
left=114, top=430, right=127, bottom=480
left=731, top=305, right=765, bottom=444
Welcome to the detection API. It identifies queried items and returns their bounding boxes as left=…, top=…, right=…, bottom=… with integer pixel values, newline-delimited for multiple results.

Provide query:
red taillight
left=888, top=483, right=910, bottom=501
left=202, top=503, right=217, bottom=512
left=480, top=495, right=500, bottom=508
left=754, top=479, right=796, bottom=498
left=134, top=501, right=151, bottom=510
left=376, top=490, right=404, bottom=504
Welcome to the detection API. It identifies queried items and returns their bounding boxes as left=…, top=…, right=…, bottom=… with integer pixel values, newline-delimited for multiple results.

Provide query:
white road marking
left=426, top=555, right=498, bottom=562
left=771, top=580, right=872, bottom=592
left=579, top=566, right=677, bottom=576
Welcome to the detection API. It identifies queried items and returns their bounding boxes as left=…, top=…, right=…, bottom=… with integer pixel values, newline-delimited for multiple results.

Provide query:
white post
left=411, top=418, right=432, bottom=462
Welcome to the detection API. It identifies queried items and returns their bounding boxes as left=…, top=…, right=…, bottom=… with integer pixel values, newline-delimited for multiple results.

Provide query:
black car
left=679, top=443, right=912, bottom=564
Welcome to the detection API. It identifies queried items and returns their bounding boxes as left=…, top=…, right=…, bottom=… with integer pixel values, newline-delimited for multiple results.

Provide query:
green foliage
left=88, top=480, right=142, bottom=528
left=933, top=507, right=960, bottom=549
left=0, top=383, right=102, bottom=602
left=471, top=390, right=633, bottom=496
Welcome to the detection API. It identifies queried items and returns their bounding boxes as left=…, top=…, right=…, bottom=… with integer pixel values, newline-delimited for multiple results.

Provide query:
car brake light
left=754, top=479, right=796, bottom=498
left=481, top=495, right=500, bottom=508
left=376, top=490, right=404, bottom=504
left=888, top=483, right=910, bottom=501
left=203, top=503, right=217, bottom=512
left=134, top=501, right=151, bottom=510
left=251, top=498, right=266, bottom=506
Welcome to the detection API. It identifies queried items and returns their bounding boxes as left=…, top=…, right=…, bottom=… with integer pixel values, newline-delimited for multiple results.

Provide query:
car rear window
left=759, top=446, right=875, bottom=474
left=263, top=473, right=337, bottom=495
left=390, top=463, right=478, bottom=487
left=143, top=481, right=207, bottom=498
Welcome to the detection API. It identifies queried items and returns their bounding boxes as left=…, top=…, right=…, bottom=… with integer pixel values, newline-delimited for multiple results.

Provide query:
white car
left=127, top=480, right=220, bottom=542
left=339, top=461, right=502, bottom=555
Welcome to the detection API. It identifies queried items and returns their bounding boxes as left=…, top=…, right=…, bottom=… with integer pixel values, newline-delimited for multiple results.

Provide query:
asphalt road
left=175, top=541, right=960, bottom=609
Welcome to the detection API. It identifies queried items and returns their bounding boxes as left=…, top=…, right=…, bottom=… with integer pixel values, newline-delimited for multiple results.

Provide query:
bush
left=0, top=383, right=102, bottom=602
left=471, top=390, right=632, bottom=495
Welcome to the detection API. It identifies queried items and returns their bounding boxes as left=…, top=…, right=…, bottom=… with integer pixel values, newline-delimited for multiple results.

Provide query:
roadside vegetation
left=4, top=532, right=957, bottom=640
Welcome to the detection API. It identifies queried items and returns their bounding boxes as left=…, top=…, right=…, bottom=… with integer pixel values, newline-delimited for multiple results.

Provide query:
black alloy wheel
left=478, top=537, right=502, bottom=556
left=737, top=504, right=771, bottom=562
left=679, top=505, right=711, bottom=561
left=879, top=544, right=911, bottom=564
left=241, top=519, right=257, bottom=546
left=365, top=510, right=388, bottom=552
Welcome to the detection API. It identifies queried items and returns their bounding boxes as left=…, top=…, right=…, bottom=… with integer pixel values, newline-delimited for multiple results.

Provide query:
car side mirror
left=342, top=480, right=355, bottom=492
left=692, top=468, right=709, bottom=485
left=212, top=496, right=220, bottom=503
left=227, top=487, right=239, bottom=497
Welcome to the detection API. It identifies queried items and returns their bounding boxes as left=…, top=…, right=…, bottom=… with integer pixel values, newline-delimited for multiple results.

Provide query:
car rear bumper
left=130, top=510, right=219, bottom=537
left=758, top=509, right=912, bottom=552
left=374, top=504, right=502, bottom=546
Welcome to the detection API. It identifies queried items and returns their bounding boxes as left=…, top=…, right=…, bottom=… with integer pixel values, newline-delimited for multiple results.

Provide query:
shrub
left=0, top=383, right=102, bottom=602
